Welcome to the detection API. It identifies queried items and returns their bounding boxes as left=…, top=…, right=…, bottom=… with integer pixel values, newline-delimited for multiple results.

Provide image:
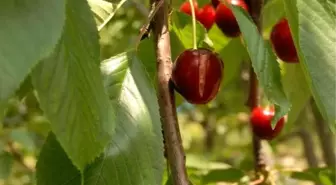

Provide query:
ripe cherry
left=250, top=107, right=285, bottom=140
left=179, top=1, right=199, bottom=16
left=211, top=0, right=220, bottom=7
left=172, top=48, right=224, bottom=104
left=215, top=0, right=249, bottom=37
left=197, top=4, right=216, bottom=30
left=270, top=18, right=298, bottom=63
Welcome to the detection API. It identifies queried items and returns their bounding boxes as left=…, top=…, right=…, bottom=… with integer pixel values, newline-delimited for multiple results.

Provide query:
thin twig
left=149, top=0, right=189, bottom=184
left=7, top=141, right=35, bottom=172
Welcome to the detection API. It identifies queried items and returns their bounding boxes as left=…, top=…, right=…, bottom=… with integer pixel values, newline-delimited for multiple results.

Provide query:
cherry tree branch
left=246, top=0, right=266, bottom=173
left=149, top=0, right=189, bottom=184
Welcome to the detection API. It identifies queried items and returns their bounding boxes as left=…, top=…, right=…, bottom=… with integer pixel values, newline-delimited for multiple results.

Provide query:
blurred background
left=0, top=0, right=335, bottom=185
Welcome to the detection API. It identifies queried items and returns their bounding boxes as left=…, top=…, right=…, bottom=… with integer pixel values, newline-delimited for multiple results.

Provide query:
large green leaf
left=32, top=0, right=115, bottom=171
left=36, top=133, right=81, bottom=185
left=0, top=0, right=65, bottom=105
left=37, top=52, right=164, bottom=185
left=281, top=63, right=311, bottom=126
left=230, top=6, right=291, bottom=127
left=283, top=0, right=336, bottom=129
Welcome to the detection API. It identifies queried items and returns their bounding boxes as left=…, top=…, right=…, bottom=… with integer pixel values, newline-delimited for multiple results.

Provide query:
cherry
left=215, top=0, right=249, bottom=37
left=197, top=4, right=216, bottom=30
left=211, top=0, right=220, bottom=7
left=179, top=1, right=200, bottom=16
left=270, top=18, right=298, bottom=63
left=172, top=48, right=224, bottom=104
left=250, top=107, right=285, bottom=140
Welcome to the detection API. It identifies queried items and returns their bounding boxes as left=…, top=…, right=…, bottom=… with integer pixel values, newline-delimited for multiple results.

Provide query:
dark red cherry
left=250, top=107, right=285, bottom=140
left=179, top=1, right=200, bottom=16
left=215, top=0, right=249, bottom=37
left=172, top=48, right=224, bottom=104
left=211, top=0, right=220, bottom=7
left=197, top=4, right=216, bottom=30
left=270, top=18, right=299, bottom=63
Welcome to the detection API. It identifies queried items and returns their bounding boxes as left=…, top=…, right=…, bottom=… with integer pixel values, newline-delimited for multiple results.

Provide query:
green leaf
left=32, top=0, right=115, bottom=171
left=37, top=52, right=164, bottom=185
left=291, top=171, right=318, bottom=182
left=0, top=0, right=66, bottom=105
left=36, top=133, right=81, bottom=185
left=230, top=6, right=291, bottom=127
left=283, top=0, right=336, bottom=129
left=171, top=10, right=207, bottom=49
left=201, top=168, right=245, bottom=184
left=290, top=167, right=336, bottom=185
left=281, top=63, right=311, bottom=126
left=0, top=152, right=13, bottom=179
left=207, top=25, right=231, bottom=51
left=88, top=0, right=114, bottom=26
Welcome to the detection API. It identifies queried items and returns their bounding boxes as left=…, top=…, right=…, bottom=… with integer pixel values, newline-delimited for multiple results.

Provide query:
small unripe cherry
left=270, top=18, right=299, bottom=63
left=215, top=0, right=249, bottom=37
left=197, top=4, right=216, bottom=30
left=179, top=1, right=199, bottom=16
left=171, top=48, right=224, bottom=104
left=250, top=107, right=285, bottom=140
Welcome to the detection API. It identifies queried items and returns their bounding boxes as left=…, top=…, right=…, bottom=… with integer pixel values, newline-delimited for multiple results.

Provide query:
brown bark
left=246, top=0, right=266, bottom=173
left=299, top=129, right=319, bottom=167
left=311, top=100, right=336, bottom=167
left=150, top=0, right=189, bottom=184
left=201, top=113, right=216, bottom=152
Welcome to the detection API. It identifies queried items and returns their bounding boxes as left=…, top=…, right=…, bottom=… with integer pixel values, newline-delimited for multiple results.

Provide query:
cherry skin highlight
left=270, top=18, right=298, bottom=63
left=197, top=4, right=216, bottom=30
left=250, top=107, right=285, bottom=140
left=172, top=48, right=224, bottom=104
left=215, top=0, right=249, bottom=37
left=179, top=1, right=200, bottom=16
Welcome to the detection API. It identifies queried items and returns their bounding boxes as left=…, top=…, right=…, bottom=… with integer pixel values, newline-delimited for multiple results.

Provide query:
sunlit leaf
left=32, top=0, right=115, bottom=171
left=37, top=52, right=164, bottom=185
left=283, top=0, right=336, bottom=130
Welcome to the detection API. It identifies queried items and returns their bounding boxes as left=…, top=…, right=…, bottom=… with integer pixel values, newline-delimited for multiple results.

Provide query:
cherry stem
left=188, top=0, right=197, bottom=49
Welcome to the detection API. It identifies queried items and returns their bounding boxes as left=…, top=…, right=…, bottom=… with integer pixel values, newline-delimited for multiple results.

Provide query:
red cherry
left=250, top=107, right=285, bottom=140
left=197, top=4, right=216, bottom=30
left=179, top=1, right=200, bottom=16
left=172, top=48, right=224, bottom=104
left=270, top=18, right=299, bottom=63
left=211, top=0, right=220, bottom=7
left=215, top=0, right=249, bottom=37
